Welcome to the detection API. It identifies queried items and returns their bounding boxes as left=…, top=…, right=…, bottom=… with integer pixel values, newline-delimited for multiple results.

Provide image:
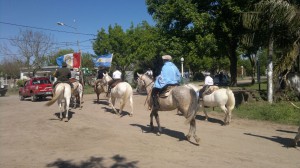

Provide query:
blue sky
left=0, top=0, right=155, bottom=57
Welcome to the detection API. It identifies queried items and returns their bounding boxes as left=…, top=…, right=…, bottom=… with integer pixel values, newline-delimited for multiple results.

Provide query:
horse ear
left=137, top=73, right=141, bottom=77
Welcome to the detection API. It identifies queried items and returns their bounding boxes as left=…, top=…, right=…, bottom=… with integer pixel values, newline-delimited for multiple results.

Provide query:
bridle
left=139, top=74, right=153, bottom=89
left=138, top=74, right=154, bottom=107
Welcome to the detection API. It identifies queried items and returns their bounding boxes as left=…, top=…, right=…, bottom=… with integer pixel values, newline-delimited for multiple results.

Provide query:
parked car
left=213, top=74, right=230, bottom=86
left=19, top=77, right=53, bottom=101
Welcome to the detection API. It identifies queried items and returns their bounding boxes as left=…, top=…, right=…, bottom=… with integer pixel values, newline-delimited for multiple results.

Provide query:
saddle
left=111, top=79, right=122, bottom=89
left=159, top=85, right=177, bottom=98
left=53, top=82, right=73, bottom=95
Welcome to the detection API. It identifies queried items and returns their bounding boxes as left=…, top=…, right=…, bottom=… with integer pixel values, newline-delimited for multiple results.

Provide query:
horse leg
left=73, top=95, right=77, bottom=109
left=150, top=111, right=154, bottom=131
left=227, top=107, right=232, bottom=124
left=203, top=108, right=209, bottom=121
left=79, top=94, right=83, bottom=109
left=153, top=111, right=162, bottom=136
left=200, top=102, right=209, bottom=121
left=58, top=101, right=63, bottom=120
left=65, top=97, right=70, bottom=121
left=118, top=99, right=125, bottom=115
left=96, top=92, right=100, bottom=103
left=186, top=118, right=200, bottom=144
left=109, top=97, right=118, bottom=115
left=220, top=105, right=229, bottom=125
left=129, top=95, right=133, bottom=117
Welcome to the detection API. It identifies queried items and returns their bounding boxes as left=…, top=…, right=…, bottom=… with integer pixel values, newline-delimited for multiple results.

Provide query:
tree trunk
left=229, top=41, right=238, bottom=86
left=267, top=33, right=274, bottom=104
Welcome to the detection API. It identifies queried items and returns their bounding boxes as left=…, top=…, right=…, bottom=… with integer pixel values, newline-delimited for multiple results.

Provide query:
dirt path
left=0, top=93, right=299, bottom=168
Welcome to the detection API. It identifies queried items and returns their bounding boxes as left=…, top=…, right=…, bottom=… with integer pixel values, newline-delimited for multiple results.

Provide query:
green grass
left=234, top=101, right=300, bottom=125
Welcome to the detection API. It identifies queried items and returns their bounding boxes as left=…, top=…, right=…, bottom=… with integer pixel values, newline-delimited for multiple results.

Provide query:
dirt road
left=0, top=93, right=299, bottom=168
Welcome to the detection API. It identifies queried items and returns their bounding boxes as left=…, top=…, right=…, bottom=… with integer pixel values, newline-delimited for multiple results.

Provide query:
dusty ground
left=0, top=92, right=299, bottom=168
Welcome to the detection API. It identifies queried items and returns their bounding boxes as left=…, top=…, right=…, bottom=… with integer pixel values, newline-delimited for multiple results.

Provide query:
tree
left=146, top=0, right=260, bottom=85
left=9, top=29, right=54, bottom=77
left=93, top=22, right=162, bottom=76
left=0, top=57, right=23, bottom=79
left=243, top=0, right=300, bottom=103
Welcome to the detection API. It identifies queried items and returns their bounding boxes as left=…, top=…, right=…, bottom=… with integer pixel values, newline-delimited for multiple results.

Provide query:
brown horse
left=94, top=79, right=105, bottom=103
left=71, top=81, right=83, bottom=109
left=137, top=73, right=200, bottom=144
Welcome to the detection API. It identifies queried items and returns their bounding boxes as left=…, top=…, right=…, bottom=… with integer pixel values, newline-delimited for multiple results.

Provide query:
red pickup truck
left=19, top=77, right=53, bottom=101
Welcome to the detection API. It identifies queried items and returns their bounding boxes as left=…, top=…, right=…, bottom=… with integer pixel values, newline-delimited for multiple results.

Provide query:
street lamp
left=57, top=22, right=77, bottom=30
left=180, top=57, right=184, bottom=77
left=57, top=21, right=80, bottom=51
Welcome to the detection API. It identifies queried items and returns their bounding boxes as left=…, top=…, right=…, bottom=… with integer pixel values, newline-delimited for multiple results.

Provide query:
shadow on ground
left=46, top=155, right=139, bottom=168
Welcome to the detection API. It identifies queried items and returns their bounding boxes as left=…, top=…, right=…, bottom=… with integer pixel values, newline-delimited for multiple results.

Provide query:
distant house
left=20, top=66, right=59, bottom=83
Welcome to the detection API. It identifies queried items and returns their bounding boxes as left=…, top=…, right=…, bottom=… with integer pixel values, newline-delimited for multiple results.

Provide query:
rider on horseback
left=107, top=67, right=122, bottom=97
left=53, top=62, right=73, bottom=93
left=94, top=66, right=107, bottom=91
left=151, top=55, right=181, bottom=109
left=199, top=72, right=214, bottom=100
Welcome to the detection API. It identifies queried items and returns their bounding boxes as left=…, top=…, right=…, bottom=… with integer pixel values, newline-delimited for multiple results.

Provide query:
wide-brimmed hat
left=162, top=55, right=172, bottom=60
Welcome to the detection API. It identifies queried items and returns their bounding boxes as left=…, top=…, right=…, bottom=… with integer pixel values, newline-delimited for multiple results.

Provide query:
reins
left=139, top=74, right=154, bottom=107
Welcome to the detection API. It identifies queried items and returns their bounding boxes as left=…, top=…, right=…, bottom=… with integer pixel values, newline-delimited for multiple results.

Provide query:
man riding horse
left=151, top=55, right=181, bottom=109
left=53, top=62, right=73, bottom=94
left=107, top=68, right=122, bottom=97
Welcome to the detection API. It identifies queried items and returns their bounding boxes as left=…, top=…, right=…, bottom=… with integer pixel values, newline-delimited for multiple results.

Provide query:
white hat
left=162, top=55, right=172, bottom=60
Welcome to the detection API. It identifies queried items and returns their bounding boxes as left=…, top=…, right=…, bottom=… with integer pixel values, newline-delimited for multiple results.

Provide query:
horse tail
left=185, top=88, right=199, bottom=125
left=45, top=85, right=64, bottom=106
left=226, top=87, right=235, bottom=111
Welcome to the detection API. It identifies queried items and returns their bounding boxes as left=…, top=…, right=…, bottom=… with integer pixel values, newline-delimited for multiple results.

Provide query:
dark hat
left=62, top=62, right=67, bottom=67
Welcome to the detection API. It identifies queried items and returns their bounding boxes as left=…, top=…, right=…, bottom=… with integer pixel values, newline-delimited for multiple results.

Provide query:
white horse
left=45, top=83, right=72, bottom=121
left=102, top=73, right=134, bottom=116
left=185, top=83, right=235, bottom=125
left=71, top=81, right=83, bottom=109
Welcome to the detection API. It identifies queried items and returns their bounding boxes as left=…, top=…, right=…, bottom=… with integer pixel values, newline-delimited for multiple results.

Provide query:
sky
left=0, top=0, right=155, bottom=58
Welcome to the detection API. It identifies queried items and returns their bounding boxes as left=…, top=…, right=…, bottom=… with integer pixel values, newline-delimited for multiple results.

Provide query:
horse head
left=137, top=73, right=153, bottom=91
left=103, top=72, right=112, bottom=84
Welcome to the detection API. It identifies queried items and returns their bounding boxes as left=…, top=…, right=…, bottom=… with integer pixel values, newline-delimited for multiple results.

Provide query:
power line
left=0, top=37, right=94, bottom=46
left=0, top=21, right=96, bottom=36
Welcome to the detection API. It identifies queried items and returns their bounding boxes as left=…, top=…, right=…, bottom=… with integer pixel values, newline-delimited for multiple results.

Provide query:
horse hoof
left=156, top=132, right=161, bottom=136
left=195, top=137, right=201, bottom=144
left=186, top=135, right=191, bottom=141
left=129, top=114, right=133, bottom=117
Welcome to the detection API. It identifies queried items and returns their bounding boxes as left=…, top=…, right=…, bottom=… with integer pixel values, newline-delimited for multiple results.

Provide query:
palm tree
left=242, top=0, right=300, bottom=103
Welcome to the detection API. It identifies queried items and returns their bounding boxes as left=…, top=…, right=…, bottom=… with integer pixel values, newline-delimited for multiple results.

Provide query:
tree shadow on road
left=244, top=132, right=296, bottom=148
left=46, top=155, right=139, bottom=168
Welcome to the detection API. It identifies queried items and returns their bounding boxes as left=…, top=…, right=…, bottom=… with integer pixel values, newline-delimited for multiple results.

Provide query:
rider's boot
left=151, top=89, right=160, bottom=110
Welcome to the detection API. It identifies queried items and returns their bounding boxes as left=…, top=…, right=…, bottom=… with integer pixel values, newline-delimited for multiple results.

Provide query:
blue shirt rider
left=151, top=55, right=181, bottom=109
